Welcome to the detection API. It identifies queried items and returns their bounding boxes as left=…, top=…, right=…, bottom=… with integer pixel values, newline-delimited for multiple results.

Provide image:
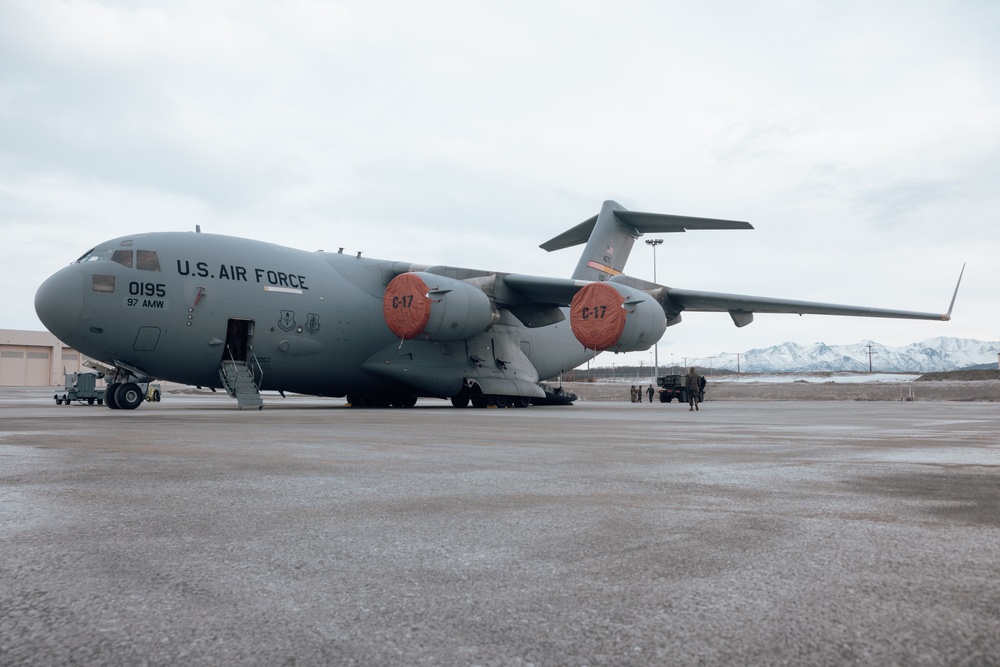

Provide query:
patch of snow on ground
left=708, top=373, right=920, bottom=384
left=596, top=373, right=921, bottom=385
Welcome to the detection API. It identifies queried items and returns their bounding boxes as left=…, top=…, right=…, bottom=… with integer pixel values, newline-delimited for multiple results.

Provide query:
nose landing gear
left=101, top=364, right=160, bottom=410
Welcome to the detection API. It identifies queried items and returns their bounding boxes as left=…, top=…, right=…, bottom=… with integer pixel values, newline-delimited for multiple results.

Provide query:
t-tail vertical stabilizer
left=539, top=200, right=754, bottom=281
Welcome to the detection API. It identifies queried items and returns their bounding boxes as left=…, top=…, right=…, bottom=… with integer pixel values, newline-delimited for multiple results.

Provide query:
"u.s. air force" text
left=176, top=261, right=309, bottom=290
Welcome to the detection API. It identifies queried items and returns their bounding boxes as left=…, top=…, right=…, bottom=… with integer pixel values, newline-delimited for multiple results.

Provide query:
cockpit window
left=92, top=274, right=116, bottom=293
left=74, top=247, right=160, bottom=272
left=136, top=250, right=160, bottom=272
left=78, top=248, right=112, bottom=263
left=111, top=250, right=133, bottom=268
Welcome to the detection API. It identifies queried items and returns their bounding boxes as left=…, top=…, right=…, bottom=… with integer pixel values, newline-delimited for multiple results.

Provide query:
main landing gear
left=450, top=388, right=531, bottom=409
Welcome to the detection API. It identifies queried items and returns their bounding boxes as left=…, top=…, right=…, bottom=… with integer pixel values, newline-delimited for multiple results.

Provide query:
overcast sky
left=2, top=0, right=997, bottom=368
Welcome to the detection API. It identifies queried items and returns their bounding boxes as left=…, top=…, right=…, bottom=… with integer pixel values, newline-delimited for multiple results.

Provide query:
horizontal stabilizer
left=540, top=207, right=752, bottom=252
left=539, top=216, right=599, bottom=253
left=540, top=200, right=753, bottom=282
left=614, top=210, right=754, bottom=234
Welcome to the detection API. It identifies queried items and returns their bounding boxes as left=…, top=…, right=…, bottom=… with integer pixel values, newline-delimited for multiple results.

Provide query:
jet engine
left=569, top=282, right=666, bottom=352
left=383, top=272, right=500, bottom=341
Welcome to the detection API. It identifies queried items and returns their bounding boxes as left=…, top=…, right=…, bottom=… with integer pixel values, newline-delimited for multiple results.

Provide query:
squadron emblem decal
left=278, top=310, right=296, bottom=332
left=305, top=313, right=321, bottom=335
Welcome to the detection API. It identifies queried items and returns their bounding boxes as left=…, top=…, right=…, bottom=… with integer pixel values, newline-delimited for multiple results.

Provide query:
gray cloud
left=2, top=0, right=998, bottom=361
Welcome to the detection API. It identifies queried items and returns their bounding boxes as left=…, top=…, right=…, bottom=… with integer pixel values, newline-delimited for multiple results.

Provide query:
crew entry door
left=219, top=318, right=264, bottom=409
left=224, top=318, right=254, bottom=363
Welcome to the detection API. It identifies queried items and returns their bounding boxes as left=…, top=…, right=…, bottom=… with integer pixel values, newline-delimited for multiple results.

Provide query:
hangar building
left=1, top=329, right=97, bottom=387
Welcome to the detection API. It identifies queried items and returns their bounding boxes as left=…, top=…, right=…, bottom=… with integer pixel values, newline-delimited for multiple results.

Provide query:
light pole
left=645, top=238, right=663, bottom=375
left=865, top=343, right=877, bottom=373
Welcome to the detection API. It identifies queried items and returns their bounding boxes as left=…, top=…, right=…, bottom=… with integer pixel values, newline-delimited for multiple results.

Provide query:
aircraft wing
left=659, top=287, right=955, bottom=327
left=501, top=274, right=587, bottom=306
left=502, top=264, right=963, bottom=329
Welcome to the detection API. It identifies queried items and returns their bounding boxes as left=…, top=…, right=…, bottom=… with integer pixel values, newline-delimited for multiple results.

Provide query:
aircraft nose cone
left=34, top=268, right=85, bottom=340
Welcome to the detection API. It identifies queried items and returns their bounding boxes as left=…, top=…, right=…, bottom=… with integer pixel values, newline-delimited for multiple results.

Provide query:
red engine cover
left=570, top=282, right=627, bottom=351
left=383, top=273, right=432, bottom=339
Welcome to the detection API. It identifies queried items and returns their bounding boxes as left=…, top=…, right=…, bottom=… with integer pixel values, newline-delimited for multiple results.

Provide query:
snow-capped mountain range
left=694, top=337, right=1000, bottom=373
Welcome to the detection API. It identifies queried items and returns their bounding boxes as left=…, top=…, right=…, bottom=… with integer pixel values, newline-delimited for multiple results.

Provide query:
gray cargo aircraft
left=34, top=200, right=962, bottom=410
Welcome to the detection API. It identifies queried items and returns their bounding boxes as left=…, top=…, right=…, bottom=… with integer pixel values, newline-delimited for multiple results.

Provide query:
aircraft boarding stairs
left=219, top=351, right=264, bottom=410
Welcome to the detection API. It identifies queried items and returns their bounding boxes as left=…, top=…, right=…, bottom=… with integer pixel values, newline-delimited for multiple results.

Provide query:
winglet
left=943, top=263, right=965, bottom=321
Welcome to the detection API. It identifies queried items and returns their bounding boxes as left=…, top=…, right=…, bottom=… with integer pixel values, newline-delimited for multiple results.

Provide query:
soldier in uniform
left=685, top=367, right=703, bottom=411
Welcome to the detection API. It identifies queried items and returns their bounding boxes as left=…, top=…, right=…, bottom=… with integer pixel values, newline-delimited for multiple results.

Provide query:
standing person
left=629, top=385, right=636, bottom=403
left=685, top=367, right=703, bottom=411
left=646, top=384, right=655, bottom=403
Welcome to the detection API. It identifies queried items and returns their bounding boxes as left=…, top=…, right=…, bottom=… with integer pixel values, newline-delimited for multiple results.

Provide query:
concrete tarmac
left=2, top=388, right=999, bottom=666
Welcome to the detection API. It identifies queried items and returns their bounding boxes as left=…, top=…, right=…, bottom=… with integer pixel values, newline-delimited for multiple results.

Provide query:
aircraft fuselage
left=34, top=200, right=957, bottom=410
left=35, top=232, right=591, bottom=401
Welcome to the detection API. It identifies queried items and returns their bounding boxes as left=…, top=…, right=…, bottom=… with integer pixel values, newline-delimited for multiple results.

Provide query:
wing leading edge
left=500, top=264, right=964, bottom=330
left=668, top=263, right=964, bottom=326
left=655, top=266, right=963, bottom=328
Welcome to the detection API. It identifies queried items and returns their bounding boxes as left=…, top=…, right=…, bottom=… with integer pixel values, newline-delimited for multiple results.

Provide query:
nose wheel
left=105, top=382, right=144, bottom=410
left=105, top=383, right=121, bottom=409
